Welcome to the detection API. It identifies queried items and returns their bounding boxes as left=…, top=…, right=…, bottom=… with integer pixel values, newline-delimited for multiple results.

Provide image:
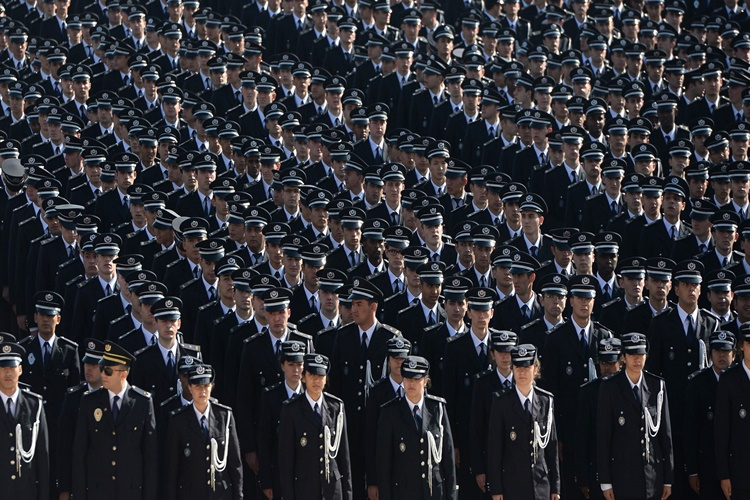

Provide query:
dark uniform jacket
left=684, top=366, right=724, bottom=499
left=129, top=342, right=202, bottom=409
left=376, top=394, right=457, bottom=500
left=278, top=392, right=353, bottom=500
left=72, top=385, right=158, bottom=500
left=492, top=293, right=543, bottom=334
left=714, top=361, right=750, bottom=492
left=57, top=382, right=89, bottom=493
left=597, top=370, right=674, bottom=499
left=258, top=381, right=302, bottom=494
left=487, top=387, right=560, bottom=498
left=364, top=376, right=400, bottom=488
left=470, top=369, right=514, bottom=481
left=575, top=377, right=607, bottom=500
left=165, top=401, right=243, bottom=500
left=0, top=388, right=49, bottom=500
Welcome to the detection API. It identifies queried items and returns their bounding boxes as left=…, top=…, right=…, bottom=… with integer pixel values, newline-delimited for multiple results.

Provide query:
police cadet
left=165, top=363, right=243, bottom=500
left=520, top=273, right=569, bottom=360
left=278, top=353, right=353, bottom=500
left=597, top=333, right=674, bottom=500
left=574, top=338, right=622, bottom=500
left=235, top=285, right=313, bottom=495
left=542, top=274, right=613, bottom=499
left=598, top=257, right=647, bottom=336
left=621, top=258, right=675, bottom=336
left=365, top=337, right=411, bottom=499
left=376, top=355, right=456, bottom=500
left=647, top=259, right=719, bottom=498
left=329, top=278, right=401, bottom=500
left=128, top=296, right=203, bottom=409
left=0, top=342, right=49, bottom=500
left=158, top=355, right=201, bottom=465
left=685, top=330, right=736, bottom=500
left=58, top=338, right=105, bottom=500
left=258, top=340, right=307, bottom=500
left=470, top=329, right=517, bottom=497
left=443, top=286, right=497, bottom=499
left=72, top=341, right=158, bottom=500
left=396, top=261, right=446, bottom=352
left=714, top=324, right=750, bottom=500
left=487, top=344, right=560, bottom=500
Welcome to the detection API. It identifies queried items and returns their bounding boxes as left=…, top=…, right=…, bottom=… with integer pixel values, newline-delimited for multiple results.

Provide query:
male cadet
left=234, top=287, right=314, bottom=493
left=178, top=238, right=225, bottom=343
left=714, top=324, right=750, bottom=499
left=596, top=333, right=674, bottom=500
left=128, top=297, right=202, bottom=409
left=58, top=339, right=104, bottom=500
left=620, top=176, right=664, bottom=259
left=288, top=243, right=328, bottom=323
left=605, top=172, right=645, bottom=238
left=698, top=210, right=742, bottom=273
left=416, top=203, right=458, bottom=264
left=470, top=330, right=518, bottom=496
left=599, top=257, right=647, bottom=335
left=396, top=261, right=446, bottom=353
left=593, top=232, right=623, bottom=313
left=72, top=342, right=157, bottom=500
left=364, top=337, right=411, bottom=500
left=541, top=124, right=584, bottom=230
left=420, top=276, right=472, bottom=397
left=639, top=176, right=691, bottom=259
left=728, top=219, right=750, bottom=278
left=621, top=257, right=675, bottom=335
left=328, top=278, right=402, bottom=500
left=703, top=271, right=736, bottom=324
left=163, top=217, right=209, bottom=295
left=71, top=233, right=122, bottom=343
left=535, top=228, right=576, bottom=282
left=542, top=274, right=614, bottom=499
left=326, top=206, right=366, bottom=271
left=647, top=259, right=720, bottom=499
left=369, top=225, right=411, bottom=297
left=381, top=246, right=429, bottom=326
left=215, top=274, right=282, bottom=408
left=582, top=158, right=626, bottom=234
left=509, top=193, right=553, bottom=262
left=459, top=224, right=498, bottom=289
left=297, top=268, right=347, bottom=337
left=520, top=273, right=569, bottom=360
left=493, top=250, right=543, bottom=333
left=685, top=331, right=736, bottom=499
left=176, top=152, right=218, bottom=219
left=36, top=203, right=83, bottom=293
left=0, top=340, right=49, bottom=500
left=671, top=199, right=717, bottom=264
left=117, top=281, right=167, bottom=355
left=565, top=141, right=607, bottom=228
left=349, top=218, right=389, bottom=279
left=575, top=338, right=622, bottom=500
left=443, top=286, right=498, bottom=499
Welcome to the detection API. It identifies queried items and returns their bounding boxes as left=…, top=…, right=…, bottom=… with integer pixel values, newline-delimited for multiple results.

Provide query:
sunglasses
left=100, top=366, right=126, bottom=376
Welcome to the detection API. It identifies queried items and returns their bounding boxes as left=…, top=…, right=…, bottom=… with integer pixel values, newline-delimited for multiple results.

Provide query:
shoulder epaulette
left=627, top=299, right=646, bottom=311
left=212, top=401, right=233, bottom=412
left=567, top=180, right=582, bottom=190
left=134, top=345, right=151, bottom=357
left=245, top=331, right=265, bottom=343
left=366, top=269, right=386, bottom=280
left=113, top=222, right=130, bottom=232
left=131, top=385, right=152, bottom=398
left=109, top=313, right=128, bottom=325
left=67, top=382, right=86, bottom=393
left=264, top=381, right=283, bottom=393
left=380, top=324, right=401, bottom=336
left=653, top=307, right=672, bottom=318
left=298, top=312, right=317, bottom=324
left=447, top=330, right=468, bottom=343
left=475, top=368, right=493, bottom=379
left=547, top=321, right=565, bottom=333
left=423, top=322, right=443, bottom=334
left=179, top=278, right=199, bottom=291
left=282, top=392, right=304, bottom=405
left=66, top=275, right=85, bottom=287
left=521, top=318, right=542, bottom=330
left=165, top=259, right=183, bottom=269
left=294, top=330, right=313, bottom=341
left=581, top=377, right=601, bottom=389
left=57, top=336, right=78, bottom=348
left=323, top=391, right=343, bottom=403
left=18, top=335, right=34, bottom=346
left=398, top=302, right=419, bottom=315
left=700, top=308, right=720, bottom=321
left=425, top=394, right=447, bottom=404
left=198, top=300, right=218, bottom=312
left=40, top=235, right=59, bottom=246
left=181, top=343, right=202, bottom=354
left=18, top=215, right=36, bottom=226
left=534, top=386, right=554, bottom=398
left=170, top=405, right=190, bottom=417
left=20, top=388, right=43, bottom=399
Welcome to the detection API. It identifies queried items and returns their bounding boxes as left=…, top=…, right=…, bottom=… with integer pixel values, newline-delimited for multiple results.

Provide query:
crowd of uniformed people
left=2, top=0, right=750, bottom=498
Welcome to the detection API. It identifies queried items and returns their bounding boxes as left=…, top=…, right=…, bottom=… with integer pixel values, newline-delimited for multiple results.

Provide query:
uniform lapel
left=116, top=387, right=135, bottom=426
left=421, top=398, right=432, bottom=434
left=619, top=372, right=641, bottom=410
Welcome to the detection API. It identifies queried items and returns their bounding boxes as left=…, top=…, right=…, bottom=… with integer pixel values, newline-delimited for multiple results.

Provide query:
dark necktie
left=687, top=315, right=696, bottom=338
left=253, top=253, right=263, bottom=265
left=722, top=257, right=728, bottom=268
left=201, top=415, right=209, bottom=440
left=670, top=225, right=676, bottom=239
left=314, top=402, right=322, bottom=425
left=393, top=279, right=401, bottom=293
left=5, top=398, right=12, bottom=418
left=521, top=304, right=530, bottom=321
left=570, top=171, right=577, bottom=184
left=427, top=310, right=435, bottom=325
left=480, top=275, right=487, bottom=288
left=611, top=201, right=618, bottom=215
left=488, top=125, right=495, bottom=137
left=68, top=245, right=75, bottom=258
left=208, top=285, right=216, bottom=301
left=167, top=351, right=175, bottom=373
left=530, top=246, right=538, bottom=257
left=350, top=251, right=358, bottom=267
left=524, top=398, right=532, bottom=424
left=391, top=212, right=399, bottom=225
left=194, top=266, right=200, bottom=280
left=374, top=146, right=383, bottom=163
left=112, top=395, right=120, bottom=421
left=433, top=95, right=438, bottom=105
left=603, top=283, right=611, bottom=302
left=699, top=243, right=707, bottom=253
left=580, top=330, right=588, bottom=357
left=203, top=196, right=211, bottom=217
left=105, top=284, right=112, bottom=296
left=539, top=152, right=546, bottom=164
left=94, top=188, right=101, bottom=197
left=413, top=405, right=422, bottom=430
left=275, top=339, right=282, bottom=361
left=43, top=341, right=51, bottom=369
left=478, top=343, right=488, bottom=367
left=310, top=295, right=318, bottom=311
left=123, top=195, right=129, bottom=210
left=503, top=379, right=511, bottom=390
left=633, top=385, right=641, bottom=406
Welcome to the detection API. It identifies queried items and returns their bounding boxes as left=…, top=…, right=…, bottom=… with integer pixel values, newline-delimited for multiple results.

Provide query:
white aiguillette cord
left=16, top=402, right=42, bottom=477
left=210, top=411, right=232, bottom=492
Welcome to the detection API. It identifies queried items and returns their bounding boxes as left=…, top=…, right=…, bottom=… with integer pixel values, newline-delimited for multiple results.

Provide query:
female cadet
left=487, top=344, right=560, bottom=500
left=278, top=353, right=352, bottom=500
left=165, top=364, right=244, bottom=500
left=375, top=355, right=457, bottom=500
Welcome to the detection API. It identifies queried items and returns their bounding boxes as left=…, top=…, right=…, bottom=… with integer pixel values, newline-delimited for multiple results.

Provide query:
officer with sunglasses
left=72, top=341, right=158, bottom=500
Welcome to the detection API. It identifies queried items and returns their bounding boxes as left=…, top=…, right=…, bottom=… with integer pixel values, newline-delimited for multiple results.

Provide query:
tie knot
left=113, top=395, right=120, bottom=404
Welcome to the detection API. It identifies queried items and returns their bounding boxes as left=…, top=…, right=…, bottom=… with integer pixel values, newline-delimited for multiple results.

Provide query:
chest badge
left=184, top=448, right=191, bottom=457
left=399, top=442, right=406, bottom=452
left=300, top=437, right=307, bottom=447
left=618, top=416, right=625, bottom=426
left=94, top=408, right=102, bottom=422
left=510, top=431, right=517, bottom=441
left=740, top=409, right=747, bottom=419
left=28, top=353, right=35, bottom=365
left=566, top=366, right=573, bottom=375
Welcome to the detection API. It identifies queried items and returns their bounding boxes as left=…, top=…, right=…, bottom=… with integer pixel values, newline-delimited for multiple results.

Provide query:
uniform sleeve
left=596, top=381, right=614, bottom=486
left=234, top=342, right=257, bottom=453
left=714, top=374, right=732, bottom=480
left=546, top=397, right=561, bottom=495
left=441, top=402, right=458, bottom=500
left=278, top=404, right=296, bottom=500
left=375, top=406, right=394, bottom=500
left=142, top=396, right=159, bottom=500
left=227, top=411, right=244, bottom=500
left=164, top=413, right=180, bottom=500
left=36, top=402, right=50, bottom=500
left=72, top=398, right=89, bottom=499
left=657, top=380, right=674, bottom=485
left=574, top=385, right=593, bottom=489
left=337, top=404, right=353, bottom=500
left=257, top=390, right=274, bottom=489
left=468, top=377, right=487, bottom=477
left=683, top=376, right=701, bottom=476
left=486, top=396, right=506, bottom=496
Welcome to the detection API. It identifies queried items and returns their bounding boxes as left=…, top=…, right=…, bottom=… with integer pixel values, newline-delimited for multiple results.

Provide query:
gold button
left=112, top=461, right=116, bottom=466
left=421, top=474, right=425, bottom=478
left=112, top=476, right=116, bottom=480
left=11, top=475, right=15, bottom=480
left=112, top=446, right=117, bottom=451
